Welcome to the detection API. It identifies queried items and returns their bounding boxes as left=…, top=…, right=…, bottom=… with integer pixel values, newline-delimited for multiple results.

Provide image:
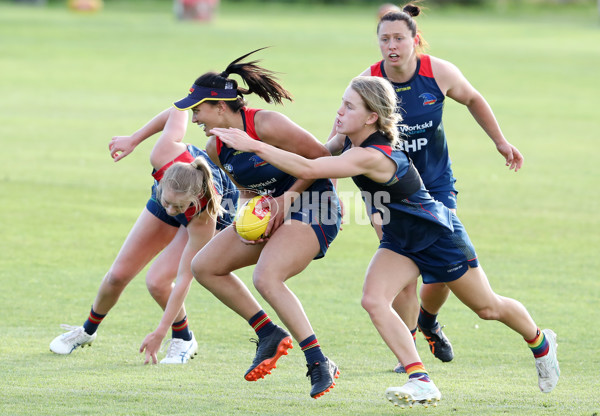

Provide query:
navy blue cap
left=173, top=84, right=238, bottom=110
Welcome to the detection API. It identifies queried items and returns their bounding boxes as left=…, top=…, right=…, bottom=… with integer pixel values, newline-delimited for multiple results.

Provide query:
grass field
left=1, top=1, right=599, bottom=415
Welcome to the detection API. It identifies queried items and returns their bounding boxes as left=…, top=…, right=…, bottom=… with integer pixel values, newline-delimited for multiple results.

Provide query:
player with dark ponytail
left=141, top=48, right=342, bottom=399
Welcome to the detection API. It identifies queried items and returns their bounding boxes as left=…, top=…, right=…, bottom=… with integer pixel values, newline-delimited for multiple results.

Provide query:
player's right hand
left=109, top=135, right=137, bottom=162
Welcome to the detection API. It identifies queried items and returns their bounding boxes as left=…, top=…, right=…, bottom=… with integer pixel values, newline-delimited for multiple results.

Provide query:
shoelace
left=306, top=362, right=322, bottom=382
left=248, top=338, right=262, bottom=365
left=535, top=360, right=550, bottom=377
left=162, top=338, right=184, bottom=357
left=59, top=324, right=85, bottom=341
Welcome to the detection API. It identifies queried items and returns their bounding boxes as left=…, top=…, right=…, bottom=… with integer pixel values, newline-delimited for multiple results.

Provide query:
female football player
left=140, top=48, right=342, bottom=399
left=213, top=75, right=559, bottom=406
left=50, top=107, right=238, bottom=364
left=340, top=3, right=525, bottom=372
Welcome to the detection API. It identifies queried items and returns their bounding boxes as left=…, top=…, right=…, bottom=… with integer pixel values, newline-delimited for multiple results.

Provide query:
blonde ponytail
left=190, top=157, right=222, bottom=219
left=159, top=157, right=223, bottom=221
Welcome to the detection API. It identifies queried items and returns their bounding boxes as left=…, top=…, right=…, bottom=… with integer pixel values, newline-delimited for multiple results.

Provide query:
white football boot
left=160, top=332, right=198, bottom=364
left=535, top=329, right=560, bottom=393
left=49, top=325, right=96, bottom=355
left=385, top=376, right=441, bottom=408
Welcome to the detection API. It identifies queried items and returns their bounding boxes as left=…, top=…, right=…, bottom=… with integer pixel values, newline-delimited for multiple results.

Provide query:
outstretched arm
left=139, top=210, right=217, bottom=364
left=109, top=107, right=189, bottom=168
left=211, top=127, right=387, bottom=181
left=434, top=57, right=524, bottom=172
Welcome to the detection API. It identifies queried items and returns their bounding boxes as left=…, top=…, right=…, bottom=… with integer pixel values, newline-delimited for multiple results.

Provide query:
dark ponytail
left=193, top=47, right=292, bottom=112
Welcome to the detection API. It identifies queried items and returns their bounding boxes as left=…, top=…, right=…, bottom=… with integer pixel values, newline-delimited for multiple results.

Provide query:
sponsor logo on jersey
left=250, top=155, right=268, bottom=168
left=233, top=151, right=244, bottom=156
left=246, top=178, right=277, bottom=189
left=223, top=163, right=233, bottom=173
left=395, top=86, right=411, bottom=92
left=398, top=138, right=428, bottom=152
left=419, top=93, right=437, bottom=106
left=398, top=120, right=433, bottom=135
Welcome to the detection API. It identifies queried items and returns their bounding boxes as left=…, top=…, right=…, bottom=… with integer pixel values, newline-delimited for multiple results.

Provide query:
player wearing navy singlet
left=148, top=144, right=237, bottom=230
left=214, top=107, right=339, bottom=258
left=50, top=107, right=239, bottom=366
left=142, top=49, right=342, bottom=399
left=338, top=3, right=526, bottom=371
left=368, top=55, right=454, bottom=203
left=216, top=76, right=559, bottom=406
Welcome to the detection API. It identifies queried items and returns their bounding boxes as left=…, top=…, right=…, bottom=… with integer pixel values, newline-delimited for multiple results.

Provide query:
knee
left=361, top=292, right=386, bottom=317
left=473, top=305, right=500, bottom=321
left=145, top=274, right=172, bottom=299
left=103, top=269, right=132, bottom=292
left=252, top=272, right=274, bottom=299
left=191, top=255, right=208, bottom=285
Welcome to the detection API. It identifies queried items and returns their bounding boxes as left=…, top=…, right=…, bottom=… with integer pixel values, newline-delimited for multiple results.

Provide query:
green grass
left=1, top=1, right=599, bottom=415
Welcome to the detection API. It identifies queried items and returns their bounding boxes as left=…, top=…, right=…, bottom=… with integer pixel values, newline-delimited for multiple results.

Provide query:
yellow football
left=235, top=195, right=272, bottom=241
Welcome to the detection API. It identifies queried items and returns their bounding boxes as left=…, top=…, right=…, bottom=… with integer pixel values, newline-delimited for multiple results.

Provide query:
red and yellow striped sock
left=248, top=310, right=276, bottom=338
left=172, top=316, right=192, bottom=341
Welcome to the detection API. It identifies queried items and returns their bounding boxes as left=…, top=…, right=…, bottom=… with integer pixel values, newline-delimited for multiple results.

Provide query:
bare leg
left=446, top=266, right=538, bottom=339
left=251, top=220, right=320, bottom=342
left=362, top=248, right=422, bottom=365
left=145, top=225, right=189, bottom=322
left=391, top=281, right=419, bottom=330
left=191, top=226, right=264, bottom=320
left=419, top=282, right=450, bottom=316
left=91, top=208, right=179, bottom=315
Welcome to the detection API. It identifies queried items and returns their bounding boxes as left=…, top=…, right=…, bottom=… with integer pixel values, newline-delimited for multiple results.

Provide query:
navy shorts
left=429, top=189, right=458, bottom=211
left=380, top=214, right=479, bottom=284
left=286, top=180, right=341, bottom=260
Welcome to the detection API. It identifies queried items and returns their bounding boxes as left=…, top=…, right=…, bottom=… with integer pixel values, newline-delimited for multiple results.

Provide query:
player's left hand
left=210, top=128, right=258, bottom=153
left=262, top=194, right=287, bottom=238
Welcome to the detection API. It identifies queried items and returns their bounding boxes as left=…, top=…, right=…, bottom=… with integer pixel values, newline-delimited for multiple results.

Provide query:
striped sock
left=172, top=316, right=192, bottom=341
left=417, top=306, right=438, bottom=330
left=410, top=327, right=417, bottom=343
left=525, top=328, right=549, bottom=358
left=82, top=307, right=106, bottom=335
left=248, top=310, right=276, bottom=339
left=300, top=334, right=326, bottom=364
left=405, top=362, right=430, bottom=382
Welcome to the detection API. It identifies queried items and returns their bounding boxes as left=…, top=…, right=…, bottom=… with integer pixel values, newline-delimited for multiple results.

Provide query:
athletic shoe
left=306, top=357, right=340, bottom=399
left=393, top=362, right=406, bottom=374
left=419, top=323, right=454, bottom=362
left=385, top=376, right=442, bottom=408
left=535, top=329, right=560, bottom=393
left=49, top=324, right=97, bottom=355
left=160, top=332, right=198, bottom=364
left=244, top=326, right=293, bottom=381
